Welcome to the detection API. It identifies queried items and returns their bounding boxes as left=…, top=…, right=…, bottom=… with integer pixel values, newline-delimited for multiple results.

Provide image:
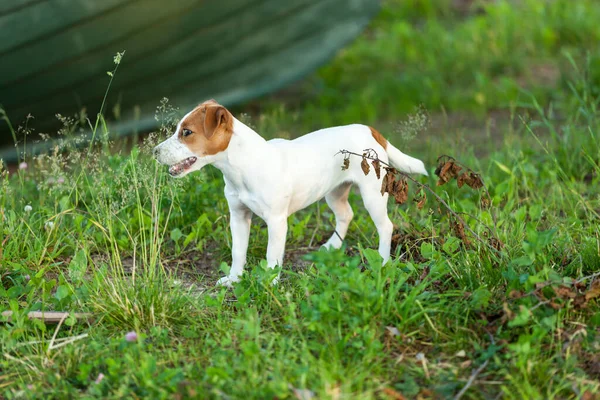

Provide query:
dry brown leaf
left=488, top=237, right=503, bottom=251
left=553, top=286, right=577, bottom=299
left=341, top=157, right=350, bottom=171
left=480, top=197, right=491, bottom=209
left=559, top=281, right=600, bottom=309
left=574, top=295, right=588, bottom=308
left=457, top=172, right=469, bottom=188
left=382, top=387, right=407, bottom=400
left=585, top=280, right=600, bottom=301
left=549, top=301, right=562, bottom=310
left=508, top=290, right=523, bottom=299
left=416, top=191, right=427, bottom=210
left=417, top=388, right=434, bottom=400
left=435, top=160, right=462, bottom=186
left=361, top=157, right=370, bottom=176
left=575, top=280, right=588, bottom=290
left=419, top=265, right=430, bottom=281
left=381, top=172, right=391, bottom=196
left=452, top=220, right=471, bottom=245
left=582, top=390, right=600, bottom=400
left=467, top=172, right=484, bottom=189
left=392, top=178, right=408, bottom=204
left=372, top=159, right=381, bottom=179
left=386, top=169, right=397, bottom=194
left=457, top=171, right=484, bottom=189
left=434, top=159, right=445, bottom=176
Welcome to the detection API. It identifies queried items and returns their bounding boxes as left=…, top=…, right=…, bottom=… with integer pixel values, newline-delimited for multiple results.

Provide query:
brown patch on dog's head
left=369, top=126, right=388, bottom=149
left=179, top=100, right=234, bottom=156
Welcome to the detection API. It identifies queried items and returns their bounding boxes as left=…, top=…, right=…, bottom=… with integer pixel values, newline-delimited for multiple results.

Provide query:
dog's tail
left=386, top=143, right=428, bottom=175
left=369, top=126, right=428, bottom=176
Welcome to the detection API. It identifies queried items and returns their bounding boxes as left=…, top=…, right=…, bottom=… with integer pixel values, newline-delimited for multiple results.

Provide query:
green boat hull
left=0, top=0, right=379, bottom=160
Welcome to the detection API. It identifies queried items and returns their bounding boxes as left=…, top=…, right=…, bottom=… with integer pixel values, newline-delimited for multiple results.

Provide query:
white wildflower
left=113, top=51, right=125, bottom=65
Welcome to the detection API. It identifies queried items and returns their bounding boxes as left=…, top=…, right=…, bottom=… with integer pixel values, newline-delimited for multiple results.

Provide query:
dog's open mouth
left=168, top=156, right=197, bottom=176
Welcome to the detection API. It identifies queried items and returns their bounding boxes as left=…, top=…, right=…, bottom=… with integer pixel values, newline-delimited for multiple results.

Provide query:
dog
left=153, top=100, right=427, bottom=286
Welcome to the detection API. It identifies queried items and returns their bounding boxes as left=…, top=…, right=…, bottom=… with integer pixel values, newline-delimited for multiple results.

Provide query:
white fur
left=154, top=118, right=427, bottom=286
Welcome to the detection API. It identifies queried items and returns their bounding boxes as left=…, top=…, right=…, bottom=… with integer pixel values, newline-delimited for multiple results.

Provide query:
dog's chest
left=237, top=190, right=268, bottom=217
left=225, top=178, right=275, bottom=219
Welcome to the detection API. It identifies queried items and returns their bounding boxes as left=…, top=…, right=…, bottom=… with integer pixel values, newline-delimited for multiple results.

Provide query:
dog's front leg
left=266, top=215, right=288, bottom=285
left=217, top=198, right=252, bottom=287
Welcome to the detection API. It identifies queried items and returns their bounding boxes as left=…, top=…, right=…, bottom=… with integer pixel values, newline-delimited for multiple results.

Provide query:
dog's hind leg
left=322, top=182, right=354, bottom=250
left=358, top=182, right=393, bottom=264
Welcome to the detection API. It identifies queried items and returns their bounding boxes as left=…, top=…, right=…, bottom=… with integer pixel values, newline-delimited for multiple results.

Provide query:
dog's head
left=153, top=99, right=234, bottom=177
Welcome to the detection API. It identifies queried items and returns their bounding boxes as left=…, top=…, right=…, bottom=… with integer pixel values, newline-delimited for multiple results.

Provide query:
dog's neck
left=212, top=118, right=271, bottom=188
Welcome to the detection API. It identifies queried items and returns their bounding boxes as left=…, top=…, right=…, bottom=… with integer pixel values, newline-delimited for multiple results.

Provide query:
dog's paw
left=216, top=275, right=240, bottom=287
left=321, top=238, right=342, bottom=251
left=270, top=274, right=280, bottom=286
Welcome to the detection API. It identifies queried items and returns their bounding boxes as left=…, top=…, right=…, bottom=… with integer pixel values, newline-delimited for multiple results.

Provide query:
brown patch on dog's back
left=180, top=101, right=234, bottom=156
left=369, top=126, right=388, bottom=149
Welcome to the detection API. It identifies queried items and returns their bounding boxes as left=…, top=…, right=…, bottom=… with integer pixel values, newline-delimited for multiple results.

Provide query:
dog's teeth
left=169, top=157, right=197, bottom=175
left=169, top=165, right=182, bottom=175
left=182, top=157, right=197, bottom=170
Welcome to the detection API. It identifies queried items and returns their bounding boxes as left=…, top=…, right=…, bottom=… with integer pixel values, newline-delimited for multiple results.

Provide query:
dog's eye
left=182, top=129, right=193, bottom=137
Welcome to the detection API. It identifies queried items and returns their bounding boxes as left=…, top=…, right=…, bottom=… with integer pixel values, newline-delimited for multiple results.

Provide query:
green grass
left=251, top=0, right=600, bottom=133
left=2, top=1, right=600, bottom=399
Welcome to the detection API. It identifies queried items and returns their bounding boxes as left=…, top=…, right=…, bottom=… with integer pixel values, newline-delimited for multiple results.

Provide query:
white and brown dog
left=153, top=100, right=427, bottom=286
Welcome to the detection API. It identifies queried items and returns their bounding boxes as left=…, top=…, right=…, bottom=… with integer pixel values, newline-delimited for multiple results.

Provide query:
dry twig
left=454, top=359, right=490, bottom=400
left=1, top=311, right=93, bottom=324
left=339, top=149, right=502, bottom=256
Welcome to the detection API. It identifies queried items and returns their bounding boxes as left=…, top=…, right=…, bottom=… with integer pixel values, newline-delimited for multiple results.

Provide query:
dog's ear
left=203, top=106, right=231, bottom=139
